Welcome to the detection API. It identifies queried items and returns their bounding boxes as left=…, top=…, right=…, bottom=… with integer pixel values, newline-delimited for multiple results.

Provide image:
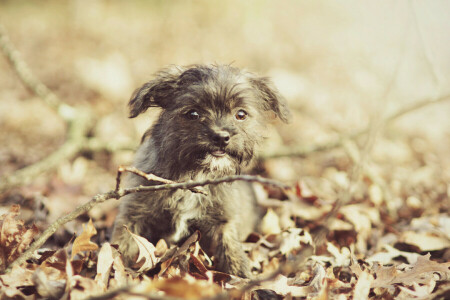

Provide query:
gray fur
left=111, top=64, right=289, bottom=278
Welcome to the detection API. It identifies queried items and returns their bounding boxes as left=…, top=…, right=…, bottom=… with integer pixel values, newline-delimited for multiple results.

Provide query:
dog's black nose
left=212, top=130, right=230, bottom=146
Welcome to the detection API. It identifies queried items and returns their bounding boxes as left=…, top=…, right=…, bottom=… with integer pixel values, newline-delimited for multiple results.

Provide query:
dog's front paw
left=212, top=227, right=252, bottom=278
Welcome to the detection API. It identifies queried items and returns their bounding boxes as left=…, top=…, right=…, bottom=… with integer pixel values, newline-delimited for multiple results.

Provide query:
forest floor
left=0, top=1, right=449, bottom=299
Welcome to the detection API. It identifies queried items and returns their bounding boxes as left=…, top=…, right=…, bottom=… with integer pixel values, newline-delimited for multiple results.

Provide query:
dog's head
left=129, top=64, right=290, bottom=178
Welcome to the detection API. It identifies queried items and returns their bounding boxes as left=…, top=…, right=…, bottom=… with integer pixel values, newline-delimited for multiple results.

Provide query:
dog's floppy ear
left=128, top=66, right=185, bottom=118
left=249, top=76, right=291, bottom=123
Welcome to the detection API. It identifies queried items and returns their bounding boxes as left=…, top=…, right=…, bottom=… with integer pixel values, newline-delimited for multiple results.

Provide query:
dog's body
left=111, top=65, right=289, bottom=277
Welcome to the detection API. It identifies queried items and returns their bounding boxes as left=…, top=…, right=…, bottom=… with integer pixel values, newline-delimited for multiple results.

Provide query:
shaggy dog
left=112, top=64, right=289, bottom=277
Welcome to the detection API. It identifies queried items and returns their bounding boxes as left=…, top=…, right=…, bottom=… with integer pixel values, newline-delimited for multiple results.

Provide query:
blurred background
left=0, top=0, right=449, bottom=246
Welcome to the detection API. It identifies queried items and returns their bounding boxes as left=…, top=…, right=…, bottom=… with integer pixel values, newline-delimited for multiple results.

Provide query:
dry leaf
left=261, top=208, right=281, bottom=235
left=71, top=219, right=98, bottom=259
left=112, top=255, right=130, bottom=287
left=0, top=264, right=35, bottom=299
left=353, top=270, right=374, bottom=300
left=0, top=284, right=29, bottom=300
left=327, top=242, right=351, bottom=267
left=0, top=205, right=39, bottom=271
left=401, top=231, right=450, bottom=251
left=33, top=249, right=69, bottom=299
left=95, top=242, right=114, bottom=287
left=279, top=228, right=312, bottom=256
left=371, top=254, right=450, bottom=288
left=260, top=274, right=313, bottom=297
left=155, top=238, right=169, bottom=257
left=124, top=225, right=159, bottom=272
left=142, top=276, right=220, bottom=299
left=68, top=275, right=105, bottom=300
left=367, top=244, right=421, bottom=264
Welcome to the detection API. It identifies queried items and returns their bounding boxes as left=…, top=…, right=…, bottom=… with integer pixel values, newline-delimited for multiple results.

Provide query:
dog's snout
left=212, top=130, right=230, bottom=146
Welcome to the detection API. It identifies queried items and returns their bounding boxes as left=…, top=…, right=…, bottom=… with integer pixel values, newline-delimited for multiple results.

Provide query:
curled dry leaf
left=367, top=244, right=421, bottom=264
left=32, top=268, right=66, bottom=299
left=371, top=253, right=450, bottom=288
left=95, top=242, right=114, bottom=288
left=0, top=205, right=39, bottom=271
left=261, top=208, right=281, bottom=235
left=124, top=225, right=159, bottom=272
left=68, top=275, right=104, bottom=300
left=112, top=255, right=130, bottom=287
left=71, top=219, right=98, bottom=259
left=401, top=231, right=450, bottom=251
left=259, top=274, right=314, bottom=297
left=353, top=270, right=374, bottom=300
left=33, top=249, right=69, bottom=299
left=155, top=238, right=169, bottom=256
left=326, top=242, right=351, bottom=267
left=0, top=265, right=34, bottom=299
left=279, top=228, right=313, bottom=256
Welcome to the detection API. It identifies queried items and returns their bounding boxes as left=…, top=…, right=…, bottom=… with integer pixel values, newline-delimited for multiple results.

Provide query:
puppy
left=111, top=64, right=289, bottom=277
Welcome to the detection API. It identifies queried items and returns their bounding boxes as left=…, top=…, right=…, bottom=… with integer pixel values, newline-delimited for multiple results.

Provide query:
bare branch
left=0, top=23, right=94, bottom=193
left=410, top=1, right=440, bottom=87
left=83, top=138, right=137, bottom=153
left=0, top=111, right=92, bottom=193
left=0, top=23, right=76, bottom=120
left=116, top=166, right=208, bottom=195
left=4, top=169, right=289, bottom=273
left=261, top=94, right=450, bottom=159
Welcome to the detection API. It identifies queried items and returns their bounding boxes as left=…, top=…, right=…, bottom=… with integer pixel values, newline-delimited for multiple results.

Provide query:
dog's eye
left=186, top=110, right=200, bottom=120
left=235, top=109, right=248, bottom=121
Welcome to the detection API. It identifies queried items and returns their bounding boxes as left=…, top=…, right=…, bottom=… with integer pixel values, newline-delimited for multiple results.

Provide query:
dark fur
left=111, top=64, right=289, bottom=277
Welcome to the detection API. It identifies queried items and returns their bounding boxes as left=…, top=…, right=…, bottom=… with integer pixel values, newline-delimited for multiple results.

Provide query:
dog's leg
left=208, top=222, right=252, bottom=278
left=111, top=218, right=142, bottom=267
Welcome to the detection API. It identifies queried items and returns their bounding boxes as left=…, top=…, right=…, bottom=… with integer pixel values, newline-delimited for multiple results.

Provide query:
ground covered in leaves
left=1, top=1, right=450, bottom=299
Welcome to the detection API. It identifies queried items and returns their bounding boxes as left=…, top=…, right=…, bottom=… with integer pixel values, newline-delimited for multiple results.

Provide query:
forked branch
left=5, top=168, right=290, bottom=273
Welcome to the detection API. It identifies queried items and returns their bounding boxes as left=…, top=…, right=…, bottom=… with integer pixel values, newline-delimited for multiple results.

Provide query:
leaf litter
left=2, top=185, right=449, bottom=300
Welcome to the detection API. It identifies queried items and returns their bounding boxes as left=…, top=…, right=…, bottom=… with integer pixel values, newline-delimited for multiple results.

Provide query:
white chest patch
left=169, top=193, right=205, bottom=243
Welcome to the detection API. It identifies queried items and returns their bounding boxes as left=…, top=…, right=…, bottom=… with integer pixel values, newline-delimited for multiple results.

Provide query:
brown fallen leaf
left=259, top=274, right=314, bottom=297
left=0, top=205, right=39, bottom=271
left=353, top=270, right=374, bottom=300
left=95, top=242, right=114, bottom=288
left=0, top=284, right=29, bottom=300
left=261, top=208, right=281, bottom=235
left=111, top=255, right=131, bottom=287
left=401, top=231, right=450, bottom=251
left=0, top=264, right=35, bottom=299
left=124, top=225, right=159, bottom=272
left=68, top=275, right=105, bottom=300
left=159, top=231, right=201, bottom=276
left=367, top=244, right=420, bottom=265
left=33, top=249, right=69, bottom=299
left=71, top=219, right=98, bottom=260
left=155, top=238, right=169, bottom=257
left=371, top=253, right=450, bottom=288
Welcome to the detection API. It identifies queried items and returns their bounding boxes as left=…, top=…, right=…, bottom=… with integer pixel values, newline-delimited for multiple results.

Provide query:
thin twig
left=0, top=110, right=92, bottom=193
left=410, top=1, right=440, bottom=87
left=0, top=23, right=92, bottom=193
left=83, top=138, right=137, bottom=153
left=122, top=174, right=290, bottom=195
left=0, top=23, right=75, bottom=119
left=261, top=94, right=450, bottom=159
left=4, top=170, right=289, bottom=273
left=116, top=166, right=207, bottom=195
